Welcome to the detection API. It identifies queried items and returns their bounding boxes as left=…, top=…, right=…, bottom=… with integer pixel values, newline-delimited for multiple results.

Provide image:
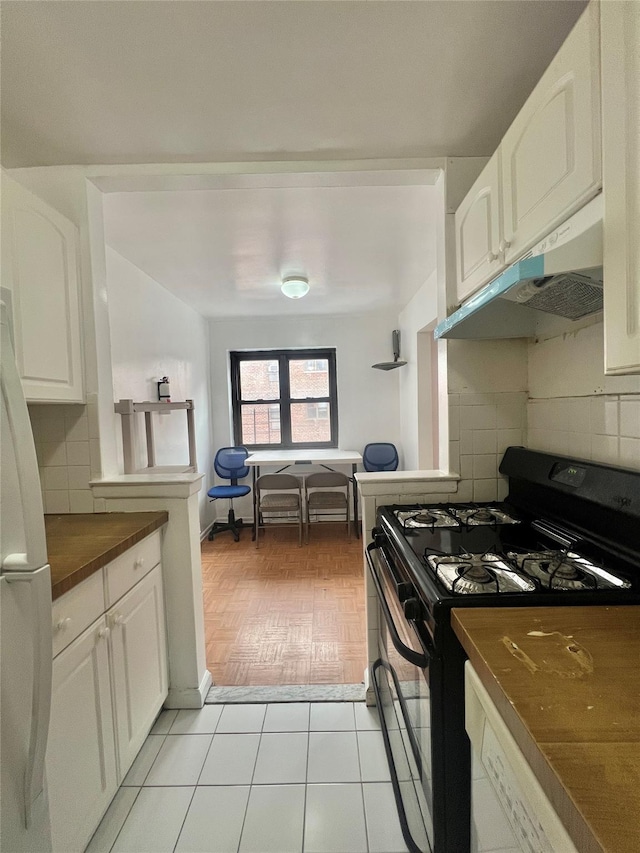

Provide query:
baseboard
left=165, top=669, right=213, bottom=709
left=364, top=665, right=376, bottom=707
left=200, top=522, right=214, bottom=542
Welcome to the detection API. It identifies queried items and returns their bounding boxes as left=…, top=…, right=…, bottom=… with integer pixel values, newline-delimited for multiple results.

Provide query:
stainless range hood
left=434, top=194, right=603, bottom=340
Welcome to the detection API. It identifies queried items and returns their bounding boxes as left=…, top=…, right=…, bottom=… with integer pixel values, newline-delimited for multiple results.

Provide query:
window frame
left=230, top=348, right=338, bottom=450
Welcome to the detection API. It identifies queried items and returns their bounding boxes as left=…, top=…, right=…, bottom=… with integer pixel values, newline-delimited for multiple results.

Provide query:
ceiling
left=102, top=172, right=440, bottom=317
left=2, top=0, right=588, bottom=319
left=1, top=0, right=587, bottom=168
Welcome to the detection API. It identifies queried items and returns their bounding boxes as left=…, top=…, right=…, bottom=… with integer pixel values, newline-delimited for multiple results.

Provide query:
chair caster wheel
left=233, top=533, right=240, bottom=542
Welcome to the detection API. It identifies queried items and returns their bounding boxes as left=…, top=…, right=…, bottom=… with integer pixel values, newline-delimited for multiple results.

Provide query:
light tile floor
left=86, top=702, right=409, bottom=853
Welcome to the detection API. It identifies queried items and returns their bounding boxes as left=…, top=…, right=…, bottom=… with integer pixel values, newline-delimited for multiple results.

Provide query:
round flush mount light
left=281, top=276, right=310, bottom=299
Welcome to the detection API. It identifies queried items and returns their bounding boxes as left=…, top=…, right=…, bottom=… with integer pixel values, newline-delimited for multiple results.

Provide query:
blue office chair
left=207, top=447, right=251, bottom=542
left=362, top=442, right=399, bottom=472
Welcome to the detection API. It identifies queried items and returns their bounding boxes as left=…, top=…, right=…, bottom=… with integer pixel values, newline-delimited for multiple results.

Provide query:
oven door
left=366, top=542, right=435, bottom=853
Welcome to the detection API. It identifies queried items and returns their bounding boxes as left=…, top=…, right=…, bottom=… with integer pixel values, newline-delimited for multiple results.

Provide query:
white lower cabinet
left=47, top=617, right=117, bottom=853
left=46, top=536, right=168, bottom=853
left=108, top=565, right=168, bottom=773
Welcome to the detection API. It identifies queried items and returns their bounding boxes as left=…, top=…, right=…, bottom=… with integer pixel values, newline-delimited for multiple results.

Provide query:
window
left=230, top=349, right=338, bottom=449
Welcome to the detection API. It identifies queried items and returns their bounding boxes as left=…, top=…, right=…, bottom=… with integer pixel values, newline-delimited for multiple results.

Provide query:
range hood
left=434, top=194, right=603, bottom=340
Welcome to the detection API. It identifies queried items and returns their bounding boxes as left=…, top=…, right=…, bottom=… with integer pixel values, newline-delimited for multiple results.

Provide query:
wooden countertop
left=452, top=606, right=640, bottom=853
left=45, top=512, right=168, bottom=600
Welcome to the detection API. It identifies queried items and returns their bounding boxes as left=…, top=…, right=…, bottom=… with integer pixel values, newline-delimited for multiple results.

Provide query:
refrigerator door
left=1, top=298, right=53, bottom=850
left=1, top=570, right=53, bottom=852
left=1, top=299, right=47, bottom=572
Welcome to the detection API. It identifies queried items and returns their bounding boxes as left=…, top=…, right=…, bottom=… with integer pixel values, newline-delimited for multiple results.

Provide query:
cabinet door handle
left=134, top=558, right=144, bottom=570
left=487, top=251, right=499, bottom=262
left=98, top=626, right=110, bottom=640
left=499, top=239, right=511, bottom=253
left=112, top=614, right=124, bottom=627
left=55, top=617, right=71, bottom=633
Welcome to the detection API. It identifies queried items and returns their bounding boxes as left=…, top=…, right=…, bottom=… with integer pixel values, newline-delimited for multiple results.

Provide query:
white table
left=245, top=449, right=363, bottom=538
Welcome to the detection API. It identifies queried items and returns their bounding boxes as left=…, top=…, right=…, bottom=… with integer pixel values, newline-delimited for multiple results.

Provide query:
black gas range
left=366, top=447, right=640, bottom=853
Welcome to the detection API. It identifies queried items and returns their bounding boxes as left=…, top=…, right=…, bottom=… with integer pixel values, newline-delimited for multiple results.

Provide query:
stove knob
left=397, top=581, right=415, bottom=602
left=372, top=528, right=385, bottom=547
left=403, top=597, right=423, bottom=621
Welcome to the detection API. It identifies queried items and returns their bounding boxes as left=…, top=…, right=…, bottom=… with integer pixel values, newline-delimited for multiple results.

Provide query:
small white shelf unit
left=114, top=398, right=197, bottom=475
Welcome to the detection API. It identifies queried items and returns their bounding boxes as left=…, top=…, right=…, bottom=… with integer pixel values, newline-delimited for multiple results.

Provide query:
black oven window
left=230, top=348, right=338, bottom=449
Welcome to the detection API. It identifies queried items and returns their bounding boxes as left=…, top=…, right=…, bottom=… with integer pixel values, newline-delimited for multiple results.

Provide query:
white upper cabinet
left=1, top=174, right=84, bottom=402
left=601, top=0, right=640, bottom=375
left=455, top=152, right=503, bottom=304
left=500, top=1, right=601, bottom=265
left=453, top=2, right=602, bottom=303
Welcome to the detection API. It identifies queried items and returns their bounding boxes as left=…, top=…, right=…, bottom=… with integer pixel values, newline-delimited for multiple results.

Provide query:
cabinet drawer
left=104, top=532, right=161, bottom=607
left=52, top=569, right=105, bottom=658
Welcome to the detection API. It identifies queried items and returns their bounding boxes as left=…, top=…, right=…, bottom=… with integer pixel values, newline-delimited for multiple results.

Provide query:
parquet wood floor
left=200, top=524, right=367, bottom=686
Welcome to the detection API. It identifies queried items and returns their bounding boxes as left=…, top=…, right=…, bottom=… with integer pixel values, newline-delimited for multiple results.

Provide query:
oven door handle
left=366, top=544, right=429, bottom=669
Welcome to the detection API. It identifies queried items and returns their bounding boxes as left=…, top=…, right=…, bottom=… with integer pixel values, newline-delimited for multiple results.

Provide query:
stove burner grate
left=508, top=550, right=632, bottom=591
left=426, top=552, right=537, bottom=595
left=394, top=508, right=459, bottom=529
left=448, top=505, right=521, bottom=527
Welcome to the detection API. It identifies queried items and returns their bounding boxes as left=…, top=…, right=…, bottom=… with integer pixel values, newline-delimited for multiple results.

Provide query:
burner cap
left=472, top=508, right=495, bottom=523
left=540, top=558, right=581, bottom=581
left=414, top=511, right=436, bottom=524
left=457, top=563, right=494, bottom=584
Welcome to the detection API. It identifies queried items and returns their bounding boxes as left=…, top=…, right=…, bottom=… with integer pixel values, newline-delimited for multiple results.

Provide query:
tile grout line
left=301, top=702, right=312, bottom=852
left=104, top=787, right=142, bottom=853
left=171, top=785, right=198, bottom=853
left=354, top=718, right=371, bottom=853
left=234, top=705, right=266, bottom=853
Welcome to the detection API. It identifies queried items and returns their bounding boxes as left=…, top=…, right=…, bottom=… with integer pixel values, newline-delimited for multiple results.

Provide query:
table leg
left=251, top=465, right=259, bottom=541
left=352, top=463, right=359, bottom=539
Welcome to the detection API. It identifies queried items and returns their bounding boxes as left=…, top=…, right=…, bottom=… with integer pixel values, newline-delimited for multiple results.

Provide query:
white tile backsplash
left=452, top=389, right=639, bottom=491
left=28, top=396, right=102, bottom=513
left=449, top=392, right=528, bottom=501
left=526, top=394, right=639, bottom=471
left=620, top=399, right=640, bottom=439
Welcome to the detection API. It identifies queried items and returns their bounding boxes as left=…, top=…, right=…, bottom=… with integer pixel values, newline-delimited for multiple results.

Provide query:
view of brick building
left=239, top=358, right=332, bottom=445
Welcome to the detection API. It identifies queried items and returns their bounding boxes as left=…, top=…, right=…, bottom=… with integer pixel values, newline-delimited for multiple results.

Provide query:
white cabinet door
left=47, top=617, right=117, bottom=853
left=602, top=0, right=640, bottom=375
left=455, top=152, right=504, bottom=303
left=0, top=173, right=84, bottom=402
left=108, top=564, right=168, bottom=777
left=501, top=1, right=601, bottom=265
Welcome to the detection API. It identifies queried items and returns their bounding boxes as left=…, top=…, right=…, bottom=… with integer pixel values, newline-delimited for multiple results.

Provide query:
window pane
left=241, top=404, right=281, bottom=445
left=239, top=360, right=279, bottom=400
left=289, top=359, right=329, bottom=398
left=291, top=402, right=331, bottom=443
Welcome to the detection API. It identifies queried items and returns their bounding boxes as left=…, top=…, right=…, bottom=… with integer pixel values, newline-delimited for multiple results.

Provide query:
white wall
left=208, top=310, right=402, bottom=519
left=398, top=270, right=439, bottom=469
left=106, top=247, right=213, bottom=524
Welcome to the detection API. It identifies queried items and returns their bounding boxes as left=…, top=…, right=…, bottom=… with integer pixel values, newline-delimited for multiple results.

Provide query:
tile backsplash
left=527, top=394, right=640, bottom=470
left=449, top=391, right=528, bottom=502
left=29, top=396, right=102, bottom=513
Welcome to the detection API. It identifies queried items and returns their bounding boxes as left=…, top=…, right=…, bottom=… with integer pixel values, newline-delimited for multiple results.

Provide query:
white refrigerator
left=1, top=298, right=53, bottom=852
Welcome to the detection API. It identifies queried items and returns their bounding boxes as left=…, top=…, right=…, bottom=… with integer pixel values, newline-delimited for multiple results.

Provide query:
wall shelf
left=114, top=399, right=197, bottom=475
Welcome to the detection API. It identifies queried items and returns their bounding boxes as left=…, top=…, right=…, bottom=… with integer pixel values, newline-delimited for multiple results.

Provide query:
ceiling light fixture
left=281, top=276, right=310, bottom=299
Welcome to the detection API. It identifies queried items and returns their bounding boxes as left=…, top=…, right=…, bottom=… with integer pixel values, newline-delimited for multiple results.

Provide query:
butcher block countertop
left=45, top=512, right=168, bottom=600
left=452, top=606, right=640, bottom=853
